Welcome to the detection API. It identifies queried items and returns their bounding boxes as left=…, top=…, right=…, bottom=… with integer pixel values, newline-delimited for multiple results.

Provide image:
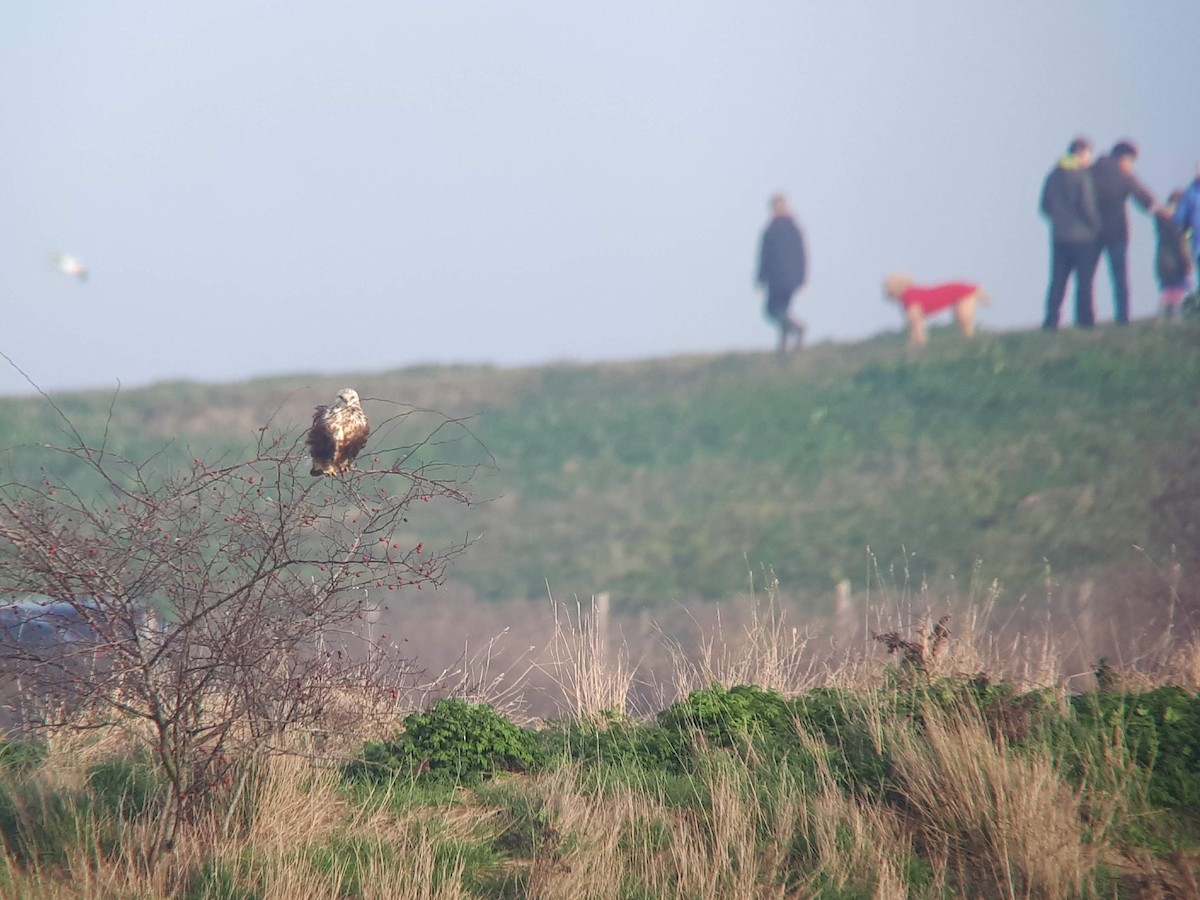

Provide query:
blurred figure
left=1090, top=140, right=1156, bottom=323
left=52, top=252, right=88, bottom=281
left=883, top=273, right=989, bottom=348
left=1156, top=189, right=1193, bottom=322
left=1040, top=137, right=1100, bottom=330
left=756, top=193, right=807, bottom=355
left=1172, top=161, right=1200, bottom=275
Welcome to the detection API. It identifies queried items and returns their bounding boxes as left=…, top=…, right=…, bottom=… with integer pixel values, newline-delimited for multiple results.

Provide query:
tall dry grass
left=501, top=745, right=927, bottom=898
left=792, top=728, right=917, bottom=899
left=505, top=753, right=806, bottom=899
left=660, top=574, right=825, bottom=700
left=886, top=700, right=1131, bottom=897
left=538, top=593, right=636, bottom=723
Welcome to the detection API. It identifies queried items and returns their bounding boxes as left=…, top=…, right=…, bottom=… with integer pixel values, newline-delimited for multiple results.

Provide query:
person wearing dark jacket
left=757, top=194, right=807, bottom=354
left=1040, top=137, right=1101, bottom=329
left=1091, top=140, right=1156, bottom=324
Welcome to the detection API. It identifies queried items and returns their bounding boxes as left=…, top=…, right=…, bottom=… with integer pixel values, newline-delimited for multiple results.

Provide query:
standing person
left=1090, top=140, right=1156, bottom=324
left=756, top=193, right=807, bottom=354
left=1172, top=162, right=1200, bottom=273
left=1155, top=190, right=1193, bottom=322
left=1040, top=137, right=1101, bottom=330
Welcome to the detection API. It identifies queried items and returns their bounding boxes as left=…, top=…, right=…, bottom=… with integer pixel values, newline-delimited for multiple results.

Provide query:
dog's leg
left=956, top=295, right=978, bottom=338
left=906, top=306, right=927, bottom=347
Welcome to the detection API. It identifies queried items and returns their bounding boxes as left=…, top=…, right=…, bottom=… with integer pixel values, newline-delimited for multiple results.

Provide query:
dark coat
left=757, top=216, right=807, bottom=291
left=1091, top=154, right=1155, bottom=245
left=1040, top=161, right=1100, bottom=244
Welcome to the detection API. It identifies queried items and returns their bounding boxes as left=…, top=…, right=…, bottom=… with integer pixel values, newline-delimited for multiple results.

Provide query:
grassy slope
left=2, top=322, right=1197, bottom=610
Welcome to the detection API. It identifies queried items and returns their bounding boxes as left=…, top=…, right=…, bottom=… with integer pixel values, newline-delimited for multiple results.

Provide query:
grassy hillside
left=2, top=322, right=1197, bottom=611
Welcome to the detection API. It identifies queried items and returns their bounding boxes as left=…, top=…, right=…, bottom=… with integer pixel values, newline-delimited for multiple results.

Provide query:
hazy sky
left=3, top=3, right=1198, bottom=395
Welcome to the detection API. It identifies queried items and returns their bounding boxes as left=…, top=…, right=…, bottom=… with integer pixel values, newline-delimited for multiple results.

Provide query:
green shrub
left=1067, top=686, right=1200, bottom=811
left=787, top=688, right=891, bottom=794
left=542, top=712, right=684, bottom=773
left=657, top=683, right=792, bottom=748
left=344, top=699, right=542, bottom=786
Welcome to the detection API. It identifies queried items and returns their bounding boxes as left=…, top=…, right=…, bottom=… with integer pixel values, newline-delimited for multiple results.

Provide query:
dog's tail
left=974, top=286, right=992, bottom=306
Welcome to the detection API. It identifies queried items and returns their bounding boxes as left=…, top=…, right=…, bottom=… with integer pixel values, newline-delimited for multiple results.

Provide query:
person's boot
left=790, top=319, right=806, bottom=350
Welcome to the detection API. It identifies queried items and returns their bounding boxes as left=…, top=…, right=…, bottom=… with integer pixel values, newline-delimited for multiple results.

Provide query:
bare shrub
left=0, top=388, right=481, bottom=863
left=873, top=613, right=951, bottom=673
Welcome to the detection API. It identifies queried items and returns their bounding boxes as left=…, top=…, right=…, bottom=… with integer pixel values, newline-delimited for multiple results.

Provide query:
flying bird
left=52, top=252, right=89, bottom=281
left=306, top=388, right=370, bottom=476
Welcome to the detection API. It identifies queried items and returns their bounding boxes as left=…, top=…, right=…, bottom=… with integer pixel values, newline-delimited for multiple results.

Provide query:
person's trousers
left=1043, top=240, right=1101, bottom=329
left=765, top=284, right=797, bottom=324
left=1100, top=239, right=1130, bottom=323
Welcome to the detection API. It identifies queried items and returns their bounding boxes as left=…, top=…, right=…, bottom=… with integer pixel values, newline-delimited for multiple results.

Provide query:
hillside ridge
left=2, top=323, right=1198, bottom=611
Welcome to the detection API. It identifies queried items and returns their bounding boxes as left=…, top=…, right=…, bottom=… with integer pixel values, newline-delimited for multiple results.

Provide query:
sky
left=3, top=2, right=1198, bottom=396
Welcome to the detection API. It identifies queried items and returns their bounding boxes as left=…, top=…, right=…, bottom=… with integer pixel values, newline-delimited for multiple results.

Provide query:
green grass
left=2, top=322, right=1197, bottom=608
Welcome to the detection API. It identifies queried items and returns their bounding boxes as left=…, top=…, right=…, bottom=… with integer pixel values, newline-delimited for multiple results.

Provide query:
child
left=883, top=273, right=989, bottom=347
left=1155, top=189, right=1194, bottom=321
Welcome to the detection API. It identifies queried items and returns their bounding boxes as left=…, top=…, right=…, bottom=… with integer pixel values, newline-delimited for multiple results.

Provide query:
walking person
left=756, top=193, right=807, bottom=355
left=1090, top=140, right=1156, bottom=323
left=1040, top=137, right=1101, bottom=330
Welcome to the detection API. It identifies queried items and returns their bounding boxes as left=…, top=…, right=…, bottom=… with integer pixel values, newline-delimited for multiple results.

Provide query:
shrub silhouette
left=346, top=699, right=542, bottom=785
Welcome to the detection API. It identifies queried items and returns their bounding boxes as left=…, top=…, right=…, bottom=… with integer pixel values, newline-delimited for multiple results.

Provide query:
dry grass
left=523, top=744, right=925, bottom=898
left=0, top=748, right=484, bottom=899
left=513, top=753, right=804, bottom=899
left=793, top=731, right=918, bottom=899
left=414, top=626, right=539, bottom=726
left=661, top=575, right=824, bottom=701
left=887, top=700, right=1130, bottom=897
left=1166, top=637, right=1200, bottom=692
left=538, top=593, right=636, bottom=724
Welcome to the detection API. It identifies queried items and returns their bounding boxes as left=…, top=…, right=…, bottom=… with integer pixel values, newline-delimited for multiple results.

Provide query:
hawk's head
left=333, top=388, right=361, bottom=410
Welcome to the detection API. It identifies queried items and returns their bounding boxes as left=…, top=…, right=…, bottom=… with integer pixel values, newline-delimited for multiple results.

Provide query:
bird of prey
left=306, top=388, right=370, bottom=476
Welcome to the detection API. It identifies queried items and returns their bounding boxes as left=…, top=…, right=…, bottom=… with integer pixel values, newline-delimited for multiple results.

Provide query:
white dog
left=883, top=273, right=989, bottom=347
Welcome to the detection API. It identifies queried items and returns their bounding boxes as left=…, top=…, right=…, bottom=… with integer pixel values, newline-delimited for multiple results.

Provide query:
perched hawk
left=306, top=388, right=370, bottom=476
